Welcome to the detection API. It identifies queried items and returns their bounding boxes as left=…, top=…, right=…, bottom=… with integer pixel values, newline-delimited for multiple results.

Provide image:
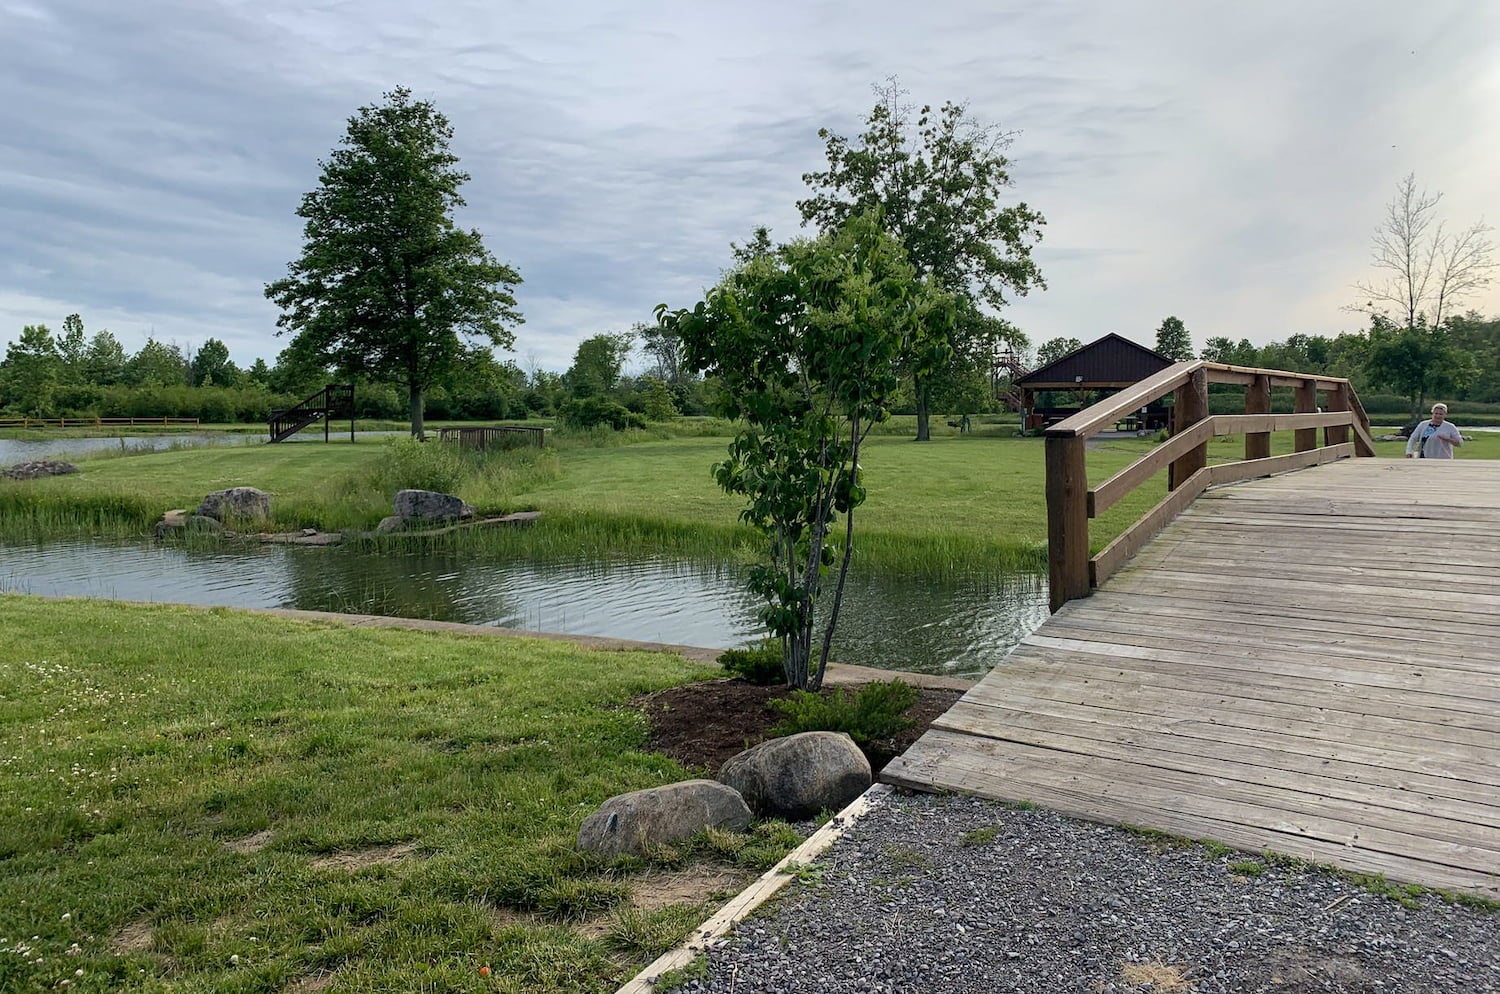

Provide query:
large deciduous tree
left=564, top=331, right=634, bottom=398
left=658, top=214, right=954, bottom=690
left=2, top=324, right=62, bottom=415
left=799, top=80, right=1044, bottom=441
left=265, top=87, right=522, bottom=438
left=191, top=338, right=238, bottom=387
left=1353, top=173, right=1495, bottom=335
left=1035, top=336, right=1083, bottom=366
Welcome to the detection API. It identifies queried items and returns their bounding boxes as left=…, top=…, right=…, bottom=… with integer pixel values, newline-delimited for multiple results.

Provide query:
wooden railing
left=0, top=416, right=201, bottom=428
left=437, top=425, right=546, bottom=450
left=1045, top=360, right=1377, bottom=611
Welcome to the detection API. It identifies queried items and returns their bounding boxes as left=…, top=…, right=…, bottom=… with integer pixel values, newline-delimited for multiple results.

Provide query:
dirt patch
left=222, top=829, right=274, bottom=854
left=635, top=678, right=964, bottom=774
left=310, top=841, right=419, bottom=871
left=109, top=920, right=153, bottom=954
left=630, top=866, right=754, bottom=912
left=1118, top=960, right=1196, bottom=992
left=281, top=972, right=338, bottom=993
left=1262, top=946, right=1370, bottom=991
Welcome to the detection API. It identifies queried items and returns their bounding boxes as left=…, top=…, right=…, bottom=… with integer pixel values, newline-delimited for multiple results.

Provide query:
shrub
left=557, top=397, right=647, bottom=431
left=364, top=437, right=467, bottom=495
left=768, top=679, right=918, bottom=746
left=717, top=641, right=785, bottom=685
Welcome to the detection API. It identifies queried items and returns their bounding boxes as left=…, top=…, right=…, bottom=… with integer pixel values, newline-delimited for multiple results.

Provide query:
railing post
left=1294, top=378, right=1318, bottom=452
left=1244, top=372, right=1271, bottom=460
left=1046, top=434, right=1091, bottom=612
left=1326, top=383, right=1350, bottom=447
left=1168, top=367, right=1208, bottom=490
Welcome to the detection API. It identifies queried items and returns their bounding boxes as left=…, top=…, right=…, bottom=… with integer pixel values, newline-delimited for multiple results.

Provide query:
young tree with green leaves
left=83, top=330, right=128, bottom=385
left=1154, top=316, right=1193, bottom=361
left=126, top=337, right=187, bottom=387
left=1035, top=336, right=1083, bottom=366
left=265, top=87, right=523, bottom=438
left=658, top=214, right=954, bottom=689
left=564, top=331, right=633, bottom=398
left=799, top=80, right=1044, bottom=441
left=58, top=314, right=86, bottom=383
left=2, top=324, right=62, bottom=415
left=190, top=337, right=238, bottom=387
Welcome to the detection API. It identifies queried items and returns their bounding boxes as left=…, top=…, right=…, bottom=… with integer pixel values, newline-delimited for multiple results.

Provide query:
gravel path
left=680, top=792, right=1498, bottom=993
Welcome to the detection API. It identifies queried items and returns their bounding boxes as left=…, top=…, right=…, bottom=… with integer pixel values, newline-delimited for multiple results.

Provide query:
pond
left=0, top=433, right=260, bottom=464
left=0, top=540, right=1048, bottom=678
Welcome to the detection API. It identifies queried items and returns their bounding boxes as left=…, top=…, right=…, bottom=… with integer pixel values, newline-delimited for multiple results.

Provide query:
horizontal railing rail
left=269, top=384, right=354, bottom=443
left=436, top=425, right=546, bottom=450
left=1045, top=360, right=1376, bottom=611
left=0, top=416, right=201, bottom=428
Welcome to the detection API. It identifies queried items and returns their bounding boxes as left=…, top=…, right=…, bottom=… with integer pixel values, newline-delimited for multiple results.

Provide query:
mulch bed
left=634, top=678, right=964, bottom=775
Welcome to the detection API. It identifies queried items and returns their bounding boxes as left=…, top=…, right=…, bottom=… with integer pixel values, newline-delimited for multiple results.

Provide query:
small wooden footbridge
left=885, top=360, right=1500, bottom=897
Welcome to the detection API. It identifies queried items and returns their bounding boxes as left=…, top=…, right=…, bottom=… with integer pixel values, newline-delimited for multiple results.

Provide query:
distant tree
left=57, top=314, right=86, bottom=382
left=564, top=332, right=633, bottom=399
left=83, top=330, right=128, bottom=385
left=658, top=213, right=954, bottom=689
left=2, top=324, right=62, bottom=415
left=1353, top=173, right=1495, bottom=335
left=1154, top=316, right=1193, bottom=361
left=638, top=320, right=686, bottom=384
left=799, top=79, right=1045, bottom=441
left=1200, top=336, right=1234, bottom=363
left=264, top=87, right=523, bottom=438
left=1036, top=337, right=1083, bottom=366
left=269, top=341, right=330, bottom=397
left=191, top=337, right=238, bottom=387
left=1365, top=318, right=1475, bottom=418
left=245, top=357, right=273, bottom=386
left=126, top=337, right=188, bottom=387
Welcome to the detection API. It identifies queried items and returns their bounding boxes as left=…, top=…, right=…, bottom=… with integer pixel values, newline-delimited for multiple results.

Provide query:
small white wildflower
left=229, top=954, right=240, bottom=966
left=61, top=913, right=71, bottom=921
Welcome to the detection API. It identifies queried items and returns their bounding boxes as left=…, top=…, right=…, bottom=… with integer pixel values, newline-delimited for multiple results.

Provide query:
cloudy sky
left=2, top=0, right=1497, bottom=372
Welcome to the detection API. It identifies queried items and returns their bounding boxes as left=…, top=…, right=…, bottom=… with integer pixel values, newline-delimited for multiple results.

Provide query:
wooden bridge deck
left=884, top=458, right=1500, bottom=896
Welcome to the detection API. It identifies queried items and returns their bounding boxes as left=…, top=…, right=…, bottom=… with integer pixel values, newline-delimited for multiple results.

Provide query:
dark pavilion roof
left=1015, top=333, right=1176, bottom=389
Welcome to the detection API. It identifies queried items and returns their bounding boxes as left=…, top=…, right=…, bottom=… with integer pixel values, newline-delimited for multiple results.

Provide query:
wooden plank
left=1204, top=443, right=1351, bottom=486
left=1049, top=361, right=1195, bottom=439
left=1294, top=377, right=1318, bottom=451
left=883, top=732, right=1500, bottom=895
left=933, top=701, right=1500, bottom=831
left=1245, top=372, right=1271, bottom=460
left=1211, top=412, right=1354, bottom=434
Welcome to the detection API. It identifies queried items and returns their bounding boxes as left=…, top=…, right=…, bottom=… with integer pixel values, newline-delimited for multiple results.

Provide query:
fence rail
left=0, top=416, right=201, bottom=429
left=436, top=425, right=546, bottom=450
left=1045, top=360, right=1376, bottom=611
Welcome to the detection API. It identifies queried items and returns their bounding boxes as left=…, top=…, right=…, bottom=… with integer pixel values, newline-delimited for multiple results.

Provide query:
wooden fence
left=436, top=425, right=546, bottom=450
left=0, top=416, right=201, bottom=429
left=1045, top=360, right=1377, bottom=611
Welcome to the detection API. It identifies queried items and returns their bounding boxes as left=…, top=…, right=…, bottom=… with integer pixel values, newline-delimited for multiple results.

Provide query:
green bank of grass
left=0, top=596, right=793, bottom=993
left=6, top=423, right=1497, bottom=575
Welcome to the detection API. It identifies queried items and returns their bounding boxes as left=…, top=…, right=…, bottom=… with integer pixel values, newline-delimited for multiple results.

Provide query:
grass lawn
left=0, top=597, right=810, bottom=993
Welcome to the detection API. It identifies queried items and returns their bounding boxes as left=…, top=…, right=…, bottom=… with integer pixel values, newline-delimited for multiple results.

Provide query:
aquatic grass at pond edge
left=0, top=595, right=776, bottom=994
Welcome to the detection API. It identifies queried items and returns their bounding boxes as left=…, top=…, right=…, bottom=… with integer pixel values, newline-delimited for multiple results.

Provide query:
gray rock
left=577, top=779, right=751, bottom=857
left=195, top=487, right=271, bottom=523
left=155, top=510, right=223, bottom=538
left=2, top=460, right=77, bottom=480
left=393, top=489, right=475, bottom=522
left=719, top=731, right=871, bottom=819
left=374, top=515, right=405, bottom=534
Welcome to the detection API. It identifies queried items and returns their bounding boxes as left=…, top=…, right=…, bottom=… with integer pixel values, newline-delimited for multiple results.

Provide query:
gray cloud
left=2, top=0, right=1497, bottom=372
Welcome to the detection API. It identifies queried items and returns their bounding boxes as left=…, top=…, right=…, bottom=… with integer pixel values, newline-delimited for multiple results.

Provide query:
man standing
left=1405, top=403, right=1464, bottom=459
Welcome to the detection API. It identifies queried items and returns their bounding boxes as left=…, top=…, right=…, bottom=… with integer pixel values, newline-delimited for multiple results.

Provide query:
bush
left=557, top=396, right=647, bottom=431
left=717, top=641, right=785, bottom=685
left=363, top=437, right=468, bottom=495
left=768, top=679, right=918, bottom=746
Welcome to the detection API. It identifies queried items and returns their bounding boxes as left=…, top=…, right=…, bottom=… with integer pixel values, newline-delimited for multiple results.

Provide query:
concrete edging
left=615, top=783, right=894, bottom=993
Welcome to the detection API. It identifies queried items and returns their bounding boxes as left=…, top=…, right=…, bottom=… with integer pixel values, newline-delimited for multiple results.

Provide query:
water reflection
left=0, top=540, right=1047, bottom=677
left=0, top=433, right=259, bottom=464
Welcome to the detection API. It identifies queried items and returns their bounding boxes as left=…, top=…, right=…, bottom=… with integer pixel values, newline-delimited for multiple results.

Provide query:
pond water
left=0, top=433, right=260, bottom=464
left=0, top=540, right=1048, bottom=678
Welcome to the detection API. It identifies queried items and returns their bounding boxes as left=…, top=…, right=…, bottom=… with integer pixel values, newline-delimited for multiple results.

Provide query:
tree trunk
left=408, top=382, right=425, bottom=440
left=914, top=375, right=931, bottom=442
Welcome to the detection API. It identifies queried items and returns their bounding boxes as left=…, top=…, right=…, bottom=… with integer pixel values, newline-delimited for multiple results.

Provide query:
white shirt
left=1405, top=419, right=1462, bottom=459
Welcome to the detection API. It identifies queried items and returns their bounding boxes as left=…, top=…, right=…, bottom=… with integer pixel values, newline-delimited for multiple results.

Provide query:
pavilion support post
left=1245, top=373, right=1271, bottom=461
left=1046, top=434, right=1091, bottom=612
left=1294, top=378, right=1318, bottom=452
left=1168, top=367, right=1208, bottom=490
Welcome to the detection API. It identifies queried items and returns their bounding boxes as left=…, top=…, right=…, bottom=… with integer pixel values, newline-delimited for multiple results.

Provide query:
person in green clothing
left=1405, top=403, right=1464, bottom=459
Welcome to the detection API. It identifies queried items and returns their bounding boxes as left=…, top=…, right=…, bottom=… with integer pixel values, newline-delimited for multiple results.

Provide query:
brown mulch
left=634, top=678, right=964, bottom=775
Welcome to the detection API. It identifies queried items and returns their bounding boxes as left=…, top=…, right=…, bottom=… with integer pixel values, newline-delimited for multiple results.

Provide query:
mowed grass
left=0, top=596, right=797, bottom=993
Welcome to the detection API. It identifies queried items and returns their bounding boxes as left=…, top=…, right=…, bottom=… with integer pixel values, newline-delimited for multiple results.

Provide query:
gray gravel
left=679, top=792, right=1499, bottom=993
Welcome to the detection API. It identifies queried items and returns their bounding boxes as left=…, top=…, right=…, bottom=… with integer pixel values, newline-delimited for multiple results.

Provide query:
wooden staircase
left=268, top=384, right=355, bottom=443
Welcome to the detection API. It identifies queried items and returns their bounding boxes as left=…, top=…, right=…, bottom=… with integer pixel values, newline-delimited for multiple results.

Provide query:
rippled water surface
left=0, top=540, right=1048, bottom=677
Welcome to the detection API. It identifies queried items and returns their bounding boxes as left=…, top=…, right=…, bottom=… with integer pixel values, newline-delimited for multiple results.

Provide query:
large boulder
left=577, top=779, right=751, bottom=857
left=393, top=489, right=475, bottom=523
left=719, top=732, right=871, bottom=820
left=195, top=487, right=271, bottom=523
left=2, top=460, right=77, bottom=480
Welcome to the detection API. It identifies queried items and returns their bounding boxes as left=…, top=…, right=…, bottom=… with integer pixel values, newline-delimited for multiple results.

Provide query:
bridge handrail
left=1045, top=360, right=1375, bottom=611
